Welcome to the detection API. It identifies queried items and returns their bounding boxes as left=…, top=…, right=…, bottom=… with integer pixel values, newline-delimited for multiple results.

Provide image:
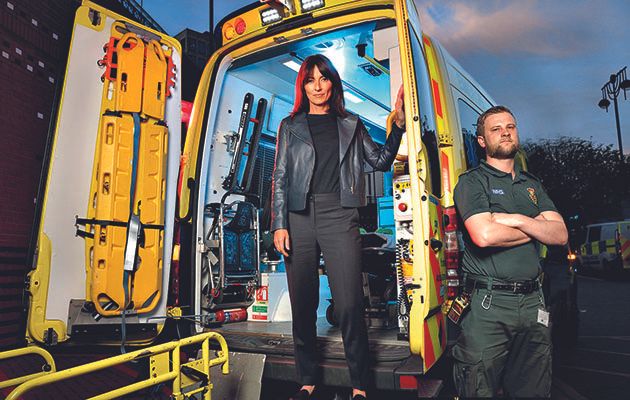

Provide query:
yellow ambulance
left=18, top=0, right=507, bottom=395
left=578, top=220, right=630, bottom=273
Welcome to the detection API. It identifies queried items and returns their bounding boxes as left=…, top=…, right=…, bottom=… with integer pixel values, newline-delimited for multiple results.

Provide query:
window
left=457, top=99, right=483, bottom=168
left=600, top=224, right=617, bottom=242
left=407, top=21, right=441, bottom=197
left=266, top=96, right=293, bottom=134
left=587, top=226, right=601, bottom=242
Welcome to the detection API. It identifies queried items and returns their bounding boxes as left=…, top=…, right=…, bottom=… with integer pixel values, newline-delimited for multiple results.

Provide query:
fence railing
left=0, top=331, right=229, bottom=400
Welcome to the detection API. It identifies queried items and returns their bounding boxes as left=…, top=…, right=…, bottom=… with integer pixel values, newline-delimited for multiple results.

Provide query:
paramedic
left=452, top=105, right=568, bottom=397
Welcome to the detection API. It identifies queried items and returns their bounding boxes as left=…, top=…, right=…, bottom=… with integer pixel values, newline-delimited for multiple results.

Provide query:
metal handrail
left=4, top=332, right=229, bottom=400
left=0, top=346, right=57, bottom=389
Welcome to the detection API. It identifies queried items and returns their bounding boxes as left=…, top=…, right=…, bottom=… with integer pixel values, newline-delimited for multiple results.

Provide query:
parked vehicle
left=576, top=221, right=630, bottom=273
left=20, top=0, right=572, bottom=396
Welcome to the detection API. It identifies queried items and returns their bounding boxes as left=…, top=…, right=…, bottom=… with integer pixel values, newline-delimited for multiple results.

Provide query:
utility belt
left=464, top=276, right=541, bottom=294
left=445, top=274, right=543, bottom=325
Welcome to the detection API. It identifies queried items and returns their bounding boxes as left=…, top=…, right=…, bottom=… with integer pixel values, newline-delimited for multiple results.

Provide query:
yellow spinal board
left=83, top=26, right=170, bottom=316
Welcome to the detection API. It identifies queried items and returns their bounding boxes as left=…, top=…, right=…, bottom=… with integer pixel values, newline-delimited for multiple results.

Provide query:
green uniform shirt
left=453, top=160, right=558, bottom=280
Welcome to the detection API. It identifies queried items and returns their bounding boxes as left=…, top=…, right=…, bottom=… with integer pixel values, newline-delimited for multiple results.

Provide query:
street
left=261, top=268, right=630, bottom=399
left=553, top=271, right=630, bottom=400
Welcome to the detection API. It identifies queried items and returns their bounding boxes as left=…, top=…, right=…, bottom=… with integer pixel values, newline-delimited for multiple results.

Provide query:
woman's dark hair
left=291, top=54, right=347, bottom=118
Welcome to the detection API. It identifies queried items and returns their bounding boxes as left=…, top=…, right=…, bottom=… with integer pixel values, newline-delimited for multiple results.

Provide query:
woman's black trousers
left=285, top=192, right=370, bottom=390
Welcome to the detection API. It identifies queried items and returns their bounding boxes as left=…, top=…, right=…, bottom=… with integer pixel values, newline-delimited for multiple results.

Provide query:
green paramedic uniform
left=452, top=160, right=558, bottom=398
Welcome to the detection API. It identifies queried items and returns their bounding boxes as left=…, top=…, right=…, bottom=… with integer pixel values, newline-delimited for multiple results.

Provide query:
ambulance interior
left=195, top=19, right=416, bottom=359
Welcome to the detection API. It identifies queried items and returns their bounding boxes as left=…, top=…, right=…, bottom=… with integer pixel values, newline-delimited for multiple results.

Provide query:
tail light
left=234, top=17, right=247, bottom=35
left=444, top=206, right=460, bottom=298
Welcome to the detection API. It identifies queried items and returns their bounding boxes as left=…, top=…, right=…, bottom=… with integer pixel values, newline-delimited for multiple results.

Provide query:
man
left=452, top=105, right=568, bottom=397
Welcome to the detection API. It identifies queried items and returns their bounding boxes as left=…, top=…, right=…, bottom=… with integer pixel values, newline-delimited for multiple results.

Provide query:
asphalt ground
left=552, top=270, right=630, bottom=400
left=261, top=267, right=630, bottom=399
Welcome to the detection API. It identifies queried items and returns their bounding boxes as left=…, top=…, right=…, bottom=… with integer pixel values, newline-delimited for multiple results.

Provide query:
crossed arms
left=464, top=211, right=568, bottom=248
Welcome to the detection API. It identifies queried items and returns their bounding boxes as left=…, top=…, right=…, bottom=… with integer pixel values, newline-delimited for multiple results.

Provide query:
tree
left=522, top=137, right=630, bottom=240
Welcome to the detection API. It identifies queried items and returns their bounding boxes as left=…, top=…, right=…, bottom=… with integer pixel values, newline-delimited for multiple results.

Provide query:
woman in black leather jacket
left=271, top=54, right=405, bottom=400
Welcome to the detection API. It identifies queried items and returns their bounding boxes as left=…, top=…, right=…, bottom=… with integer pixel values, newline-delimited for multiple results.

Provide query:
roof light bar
left=301, top=0, right=325, bottom=12
left=260, top=7, right=282, bottom=25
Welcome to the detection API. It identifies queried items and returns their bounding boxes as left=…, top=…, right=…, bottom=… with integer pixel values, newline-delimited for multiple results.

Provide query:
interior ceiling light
left=283, top=60, right=302, bottom=72
left=260, top=7, right=282, bottom=25
left=344, top=92, right=363, bottom=104
left=301, top=0, right=325, bottom=12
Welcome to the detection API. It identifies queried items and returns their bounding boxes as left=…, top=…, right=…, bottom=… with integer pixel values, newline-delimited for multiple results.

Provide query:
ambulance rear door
left=394, top=0, right=447, bottom=372
left=25, top=1, right=182, bottom=345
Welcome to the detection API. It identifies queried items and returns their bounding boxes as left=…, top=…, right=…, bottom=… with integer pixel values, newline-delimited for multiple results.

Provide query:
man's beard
left=487, top=140, right=519, bottom=159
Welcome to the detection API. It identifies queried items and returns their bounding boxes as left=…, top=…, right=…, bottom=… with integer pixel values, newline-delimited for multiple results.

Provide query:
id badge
left=537, top=308, right=550, bottom=327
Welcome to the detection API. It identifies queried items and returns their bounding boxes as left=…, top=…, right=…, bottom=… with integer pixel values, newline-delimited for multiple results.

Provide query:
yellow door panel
left=25, top=234, right=67, bottom=344
left=26, top=0, right=180, bottom=345
left=395, top=0, right=446, bottom=371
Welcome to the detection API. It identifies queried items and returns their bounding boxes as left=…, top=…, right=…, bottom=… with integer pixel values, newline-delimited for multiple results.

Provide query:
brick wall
left=0, top=0, right=78, bottom=248
left=0, top=0, right=78, bottom=349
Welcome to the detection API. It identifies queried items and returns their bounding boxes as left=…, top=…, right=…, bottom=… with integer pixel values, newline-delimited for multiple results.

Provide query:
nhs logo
left=492, top=189, right=505, bottom=195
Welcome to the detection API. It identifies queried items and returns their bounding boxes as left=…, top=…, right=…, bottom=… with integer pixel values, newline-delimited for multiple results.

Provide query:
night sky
left=142, top=0, right=630, bottom=153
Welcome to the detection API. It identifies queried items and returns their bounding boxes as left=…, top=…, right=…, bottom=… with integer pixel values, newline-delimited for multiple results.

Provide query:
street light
left=598, top=66, right=630, bottom=161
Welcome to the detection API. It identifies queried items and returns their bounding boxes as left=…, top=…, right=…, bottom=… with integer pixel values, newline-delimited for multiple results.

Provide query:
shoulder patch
left=527, top=187, right=538, bottom=205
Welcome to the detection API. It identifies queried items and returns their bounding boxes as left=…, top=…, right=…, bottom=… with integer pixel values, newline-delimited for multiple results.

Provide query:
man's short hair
left=476, top=105, right=515, bottom=136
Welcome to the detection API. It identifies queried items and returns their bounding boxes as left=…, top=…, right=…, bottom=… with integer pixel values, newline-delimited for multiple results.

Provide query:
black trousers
left=285, top=192, right=370, bottom=390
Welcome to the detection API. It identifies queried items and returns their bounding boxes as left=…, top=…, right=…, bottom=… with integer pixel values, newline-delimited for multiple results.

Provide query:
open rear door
left=25, top=1, right=181, bottom=345
left=395, top=0, right=447, bottom=372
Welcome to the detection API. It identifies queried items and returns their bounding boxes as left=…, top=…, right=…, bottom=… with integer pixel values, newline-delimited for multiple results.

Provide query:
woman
left=271, top=54, right=405, bottom=400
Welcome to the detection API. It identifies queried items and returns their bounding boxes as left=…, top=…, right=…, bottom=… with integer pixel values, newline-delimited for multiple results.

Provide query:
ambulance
left=577, top=220, right=630, bottom=273
left=17, top=0, right=503, bottom=395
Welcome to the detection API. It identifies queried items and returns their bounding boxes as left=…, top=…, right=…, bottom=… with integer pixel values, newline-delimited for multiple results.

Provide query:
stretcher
left=76, top=23, right=174, bottom=316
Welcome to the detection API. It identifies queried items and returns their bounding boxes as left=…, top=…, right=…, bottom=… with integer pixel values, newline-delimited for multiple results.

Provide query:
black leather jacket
left=271, top=112, right=403, bottom=231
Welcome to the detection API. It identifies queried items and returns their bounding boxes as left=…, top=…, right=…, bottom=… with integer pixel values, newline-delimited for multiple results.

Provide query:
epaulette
left=459, top=165, right=482, bottom=177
